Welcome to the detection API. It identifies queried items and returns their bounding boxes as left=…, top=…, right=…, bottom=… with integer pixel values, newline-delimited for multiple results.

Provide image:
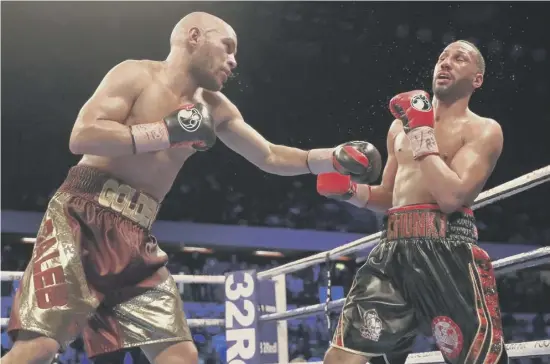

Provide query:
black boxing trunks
left=8, top=165, right=192, bottom=357
left=331, top=204, right=509, bottom=364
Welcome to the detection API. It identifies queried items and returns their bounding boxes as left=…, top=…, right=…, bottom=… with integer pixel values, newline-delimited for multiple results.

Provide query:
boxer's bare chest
left=391, top=118, right=472, bottom=206
left=129, top=81, right=207, bottom=161
left=394, top=119, right=468, bottom=166
left=80, top=75, right=212, bottom=200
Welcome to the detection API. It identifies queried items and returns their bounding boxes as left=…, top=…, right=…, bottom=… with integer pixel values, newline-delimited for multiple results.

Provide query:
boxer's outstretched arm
left=208, top=92, right=335, bottom=175
left=418, top=119, right=503, bottom=213
left=69, top=60, right=150, bottom=156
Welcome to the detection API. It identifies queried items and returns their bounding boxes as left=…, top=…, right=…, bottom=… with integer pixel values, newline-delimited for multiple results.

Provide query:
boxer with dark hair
left=318, top=41, right=507, bottom=364
left=3, top=12, right=382, bottom=364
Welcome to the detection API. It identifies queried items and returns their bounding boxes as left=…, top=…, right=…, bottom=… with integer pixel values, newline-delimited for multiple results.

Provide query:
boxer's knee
left=141, top=340, right=198, bottom=364
left=2, top=330, right=59, bottom=364
left=324, top=346, right=371, bottom=364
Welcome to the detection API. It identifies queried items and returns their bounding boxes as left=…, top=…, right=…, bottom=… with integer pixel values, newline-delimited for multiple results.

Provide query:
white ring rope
left=0, top=318, right=224, bottom=329
left=404, top=340, right=550, bottom=363
left=1, top=247, right=548, bottom=328
left=258, top=165, right=550, bottom=280
left=302, top=340, right=550, bottom=364
left=0, top=271, right=226, bottom=284
left=259, top=246, right=550, bottom=322
left=1, top=165, right=549, bottom=362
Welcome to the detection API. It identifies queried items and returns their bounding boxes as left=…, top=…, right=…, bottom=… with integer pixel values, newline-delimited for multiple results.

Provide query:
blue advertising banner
left=2, top=210, right=541, bottom=257
left=224, top=270, right=260, bottom=364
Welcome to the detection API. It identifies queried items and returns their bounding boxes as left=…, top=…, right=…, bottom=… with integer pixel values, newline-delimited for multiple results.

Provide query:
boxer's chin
left=433, top=84, right=451, bottom=99
left=199, top=76, right=222, bottom=92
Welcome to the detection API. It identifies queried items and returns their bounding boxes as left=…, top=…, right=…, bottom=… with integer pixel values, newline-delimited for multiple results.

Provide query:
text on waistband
left=98, top=179, right=158, bottom=229
left=387, top=211, right=447, bottom=240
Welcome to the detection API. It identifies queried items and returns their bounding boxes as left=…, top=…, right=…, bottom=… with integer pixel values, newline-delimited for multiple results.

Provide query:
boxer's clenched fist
left=317, top=173, right=357, bottom=201
left=332, top=141, right=382, bottom=184
left=389, top=90, right=439, bottom=159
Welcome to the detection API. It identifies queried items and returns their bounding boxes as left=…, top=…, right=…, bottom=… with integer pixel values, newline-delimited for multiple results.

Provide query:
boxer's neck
left=164, top=48, right=198, bottom=98
left=433, top=95, right=470, bottom=122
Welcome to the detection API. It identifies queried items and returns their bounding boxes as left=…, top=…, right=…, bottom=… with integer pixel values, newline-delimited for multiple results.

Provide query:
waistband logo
left=387, top=211, right=446, bottom=240
left=98, top=179, right=158, bottom=229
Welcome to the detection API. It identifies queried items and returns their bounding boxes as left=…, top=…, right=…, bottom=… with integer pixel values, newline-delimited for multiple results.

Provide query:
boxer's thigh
left=331, top=245, right=417, bottom=358
left=83, top=267, right=193, bottom=359
left=410, top=241, right=508, bottom=364
left=7, top=193, right=100, bottom=348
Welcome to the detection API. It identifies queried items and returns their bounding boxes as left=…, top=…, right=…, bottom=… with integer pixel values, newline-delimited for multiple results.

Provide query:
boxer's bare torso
left=77, top=60, right=233, bottom=201
left=390, top=112, right=497, bottom=208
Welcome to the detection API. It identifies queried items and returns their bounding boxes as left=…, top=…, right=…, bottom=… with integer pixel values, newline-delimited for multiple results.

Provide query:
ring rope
left=0, top=317, right=224, bottom=328
left=2, top=166, right=547, bottom=286
left=404, top=340, right=550, bottom=363
left=1, top=245, right=548, bottom=326
left=302, top=340, right=550, bottom=364
left=0, top=271, right=226, bottom=284
left=258, top=165, right=550, bottom=281
left=2, top=250, right=547, bottom=361
left=259, top=246, right=550, bottom=322
left=1, top=165, right=549, bottom=362
left=324, top=252, right=332, bottom=346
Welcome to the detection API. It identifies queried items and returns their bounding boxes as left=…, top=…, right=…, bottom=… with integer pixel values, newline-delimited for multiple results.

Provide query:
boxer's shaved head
left=170, top=12, right=236, bottom=48
left=169, top=12, right=237, bottom=92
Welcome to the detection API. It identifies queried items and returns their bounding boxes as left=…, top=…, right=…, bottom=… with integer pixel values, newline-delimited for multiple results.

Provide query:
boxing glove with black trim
left=331, top=141, right=382, bottom=184
left=130, top=103, right=216, bottom=154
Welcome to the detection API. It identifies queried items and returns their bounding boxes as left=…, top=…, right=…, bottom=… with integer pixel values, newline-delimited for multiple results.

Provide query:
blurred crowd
left=2, top=170, right=550, bottom=363
left=3, top=2, right=549, bottom=363
left=2, top=243, right=549, bottom=363
left=168, top=171, right=550, bottom=245
left=15, top=170, right=550, bottom=246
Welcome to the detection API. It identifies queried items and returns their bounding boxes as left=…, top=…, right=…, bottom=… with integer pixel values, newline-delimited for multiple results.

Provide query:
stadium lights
left=254, top=250, right=284, bottom=257
left=182, top=246, right=213, bottom=254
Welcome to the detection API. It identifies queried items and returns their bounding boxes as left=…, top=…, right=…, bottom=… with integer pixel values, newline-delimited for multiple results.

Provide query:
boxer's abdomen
left=77, top=148, right=193, bottom=201
left=392, top=165, right=438, bottom=207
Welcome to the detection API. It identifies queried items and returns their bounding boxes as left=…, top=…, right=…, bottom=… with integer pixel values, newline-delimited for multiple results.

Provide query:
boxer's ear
left=188, top=27, right=201, bottom=46
left=473, top=72, right=483, bottom=89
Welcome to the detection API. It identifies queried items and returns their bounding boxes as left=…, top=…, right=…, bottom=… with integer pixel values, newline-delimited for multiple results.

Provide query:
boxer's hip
left=57, top=165, right=160, bottom=230
left=382, top=203, right=478, bottom=243
left=362, top=203, right=478, bottom=289
left=7, top=167, right=178, bottom=348
left=369, top=204, right=481, bottom=324
left=345, top=204, right=502, bottom=361
left=51, top=165, right=168, bottom=291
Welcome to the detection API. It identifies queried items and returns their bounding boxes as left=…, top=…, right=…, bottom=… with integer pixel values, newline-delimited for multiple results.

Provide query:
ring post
left=272, top=274, right=288, bottom=363
left=258, top=277, right=279, bottom=363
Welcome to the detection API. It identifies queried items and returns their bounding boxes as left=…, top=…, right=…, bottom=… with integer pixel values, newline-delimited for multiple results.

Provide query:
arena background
left=1, top=2, right=549, bottom=363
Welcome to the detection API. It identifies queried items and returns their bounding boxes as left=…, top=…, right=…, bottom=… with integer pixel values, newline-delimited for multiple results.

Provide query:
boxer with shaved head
left=3, top=12, right=381, bottom=364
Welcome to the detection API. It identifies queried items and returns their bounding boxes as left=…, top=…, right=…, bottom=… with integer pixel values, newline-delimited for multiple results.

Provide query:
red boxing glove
left=389, top=90, right=439, bottom=159
left=317, top=173, right=357, bottom=201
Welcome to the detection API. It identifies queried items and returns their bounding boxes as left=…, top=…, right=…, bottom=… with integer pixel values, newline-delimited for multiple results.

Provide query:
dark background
left=2, top=1, right=549, bottom=237
left=2, top=2, right=550, bottom=363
